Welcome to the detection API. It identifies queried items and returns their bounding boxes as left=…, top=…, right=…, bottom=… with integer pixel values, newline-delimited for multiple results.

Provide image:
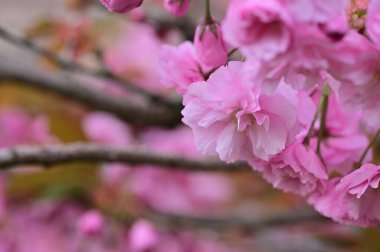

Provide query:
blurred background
left=0, top=0, right=378, bottom=251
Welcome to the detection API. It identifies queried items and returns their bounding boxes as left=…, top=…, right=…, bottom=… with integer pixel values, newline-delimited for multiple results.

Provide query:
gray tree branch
left=0, top=143, right=250, bottom=172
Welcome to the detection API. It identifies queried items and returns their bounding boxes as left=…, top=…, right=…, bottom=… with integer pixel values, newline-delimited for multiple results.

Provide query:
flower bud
left=194, top=21, right=227, bottom=68
left=100, top=0, right=143, bottom=13
left=164, top=0, right=190, bottom=16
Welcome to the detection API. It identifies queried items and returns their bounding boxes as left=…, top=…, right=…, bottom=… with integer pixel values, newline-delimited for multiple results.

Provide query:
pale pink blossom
left=259, top=141, right=328, bottom=196
left=194, top=21, right=228, bottom=68
left=129, top=127, right=231, bottom=215
left=158, top=41, right=204, bottom=94
left=329, top=32, right=380, bottom=128
left=222, top=0, right=292, bottom=61
left=77, top=210, right=104, bottom=236
left=311, top=164, right=380, bottom=227
left=100, top=0, right=143, bottom=13
left=104, top=23, right=166, bottom=94
left=0, top=108, right=56, bottom=147
left=287, top=0, right=347, bottom=23
left=164, top=0, right=191, bottom=16
left=128, top=219, right=158, bottom=252
left=82, top=112, right=133, bottom=147
left=182, top=61, right=312, bottom=162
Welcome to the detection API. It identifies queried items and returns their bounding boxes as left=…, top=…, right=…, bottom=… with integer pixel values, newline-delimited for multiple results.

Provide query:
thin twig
left=0, top=143, right=250, bottom=172
left=0, top=26, right=178, bottom=107
left=355, top=128, right=380, bottom=168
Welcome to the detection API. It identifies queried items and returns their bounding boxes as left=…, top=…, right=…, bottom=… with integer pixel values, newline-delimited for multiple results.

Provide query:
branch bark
left=0, top=57, right=182, bottom=127
left=147, top=209, right=326, bottom=233
left=0, top=26, right=179, bottom=108
left=0, top=143, right=250, bottom=172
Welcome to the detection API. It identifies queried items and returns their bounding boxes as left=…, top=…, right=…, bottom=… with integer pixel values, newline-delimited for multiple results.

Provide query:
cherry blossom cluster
left=100, top=0, right=380, bottom=228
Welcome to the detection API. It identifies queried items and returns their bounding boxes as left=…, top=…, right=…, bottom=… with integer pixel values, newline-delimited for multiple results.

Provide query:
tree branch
left=0, top=26, right=179, bottom=107
left=147, top=209, right=326, bottom=233
left=0, top=57, right=182, bottom=127
left=0, top=143, right=249, bottom=172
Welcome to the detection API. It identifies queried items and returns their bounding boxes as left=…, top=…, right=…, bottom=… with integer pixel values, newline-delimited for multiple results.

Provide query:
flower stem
left=316, top=85, right=331, bottom=155
left=355, top=128, right=380, bottom=168
left=205, top=0, right=213, bottom=24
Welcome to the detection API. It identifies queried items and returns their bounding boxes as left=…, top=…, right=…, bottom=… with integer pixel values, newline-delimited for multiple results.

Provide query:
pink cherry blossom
left=104, top=23, right=166, bottom=94
left=222, top=0, right=293, bottom=61
left=311, top=163, right=380, bottom=227
left=259, top=141, right=328, bottom=196
left=100, top=0, right=143, bottom=13
left=194, top=21, right=228, bottom=68
left=0, top=108, right=56, bottom=148
left=182, top=61, right=311, bottom=162
left=328, top=32, right=380, bottom=128
left=129, top=127, right=231, bottom=215
left=77, top=210, right=104, bottom=236
left=287, top=0, right=347, bottom=23
left=82, top=112, right=133, bottom=147
left=367, top=0, right=380, bottom=45
left=158, top=41, right=204, bottom=94
left=128, top=219, right=158, bottom=252
left=164, top=0, right=191, bottom=16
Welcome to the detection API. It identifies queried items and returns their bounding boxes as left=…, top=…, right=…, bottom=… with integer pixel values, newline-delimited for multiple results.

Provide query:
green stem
left=205, top=0, right=213, bottom=24
left=316, top=86, right=330, bottom=155
left=355, top=128, right=380, bottom=168
left=302, top=103, right=321, bottom=146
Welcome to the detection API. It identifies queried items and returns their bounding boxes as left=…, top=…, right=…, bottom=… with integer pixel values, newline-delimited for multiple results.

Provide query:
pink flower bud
left=100, top=0, right=143, bottom=13
left=164, top=0, right=191, bottom=16
left=194, top=21, right=228, bottom=68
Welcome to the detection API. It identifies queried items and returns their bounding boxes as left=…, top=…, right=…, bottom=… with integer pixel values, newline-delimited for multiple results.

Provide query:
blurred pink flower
left=129, top=127, right=231, bottom=215
left=287, top=0, right=346, bottom=23
left=0, top=108, right=56, bottom=148
left=77, top=210, right=105, bottom=236
left=222, top=0, right=292, bottom=61
left=82, top=112, right=133, bottom=147
left=100, top=0, right=143, bottom=13
left=164, top=0, right=191, bottom=16
left=104, top=23, right=166, bottom=94
left=367, top=0, right=380, bottom=46
left=128, top=219, right=158, bottom=252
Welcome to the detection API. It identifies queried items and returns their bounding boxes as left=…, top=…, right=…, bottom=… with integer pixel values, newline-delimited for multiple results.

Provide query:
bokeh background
left=0, top=0, right=379, bottom=251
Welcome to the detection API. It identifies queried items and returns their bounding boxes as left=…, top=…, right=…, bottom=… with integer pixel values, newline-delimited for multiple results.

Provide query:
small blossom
left=100, top=0, right=143, bottom=13
left=222, top=0, right=292, bottom=61
left=158, top=41, right=204, bottom=94
left=77, top=210, right=104, bottom=236
left=311, top=163, right=380, bottom=227
left=259, top=141, right=328, bottom=196
left=164, top=0, right=191, bottom=16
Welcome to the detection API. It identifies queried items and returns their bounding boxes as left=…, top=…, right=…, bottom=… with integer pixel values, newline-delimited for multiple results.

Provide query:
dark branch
left=148, top=209, right=326, bottom=233
left=0, top=143, right=250, bottom=172
left=0, top=26, right=179, bottom=107
left=0, top=57, right=181, bottom=127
